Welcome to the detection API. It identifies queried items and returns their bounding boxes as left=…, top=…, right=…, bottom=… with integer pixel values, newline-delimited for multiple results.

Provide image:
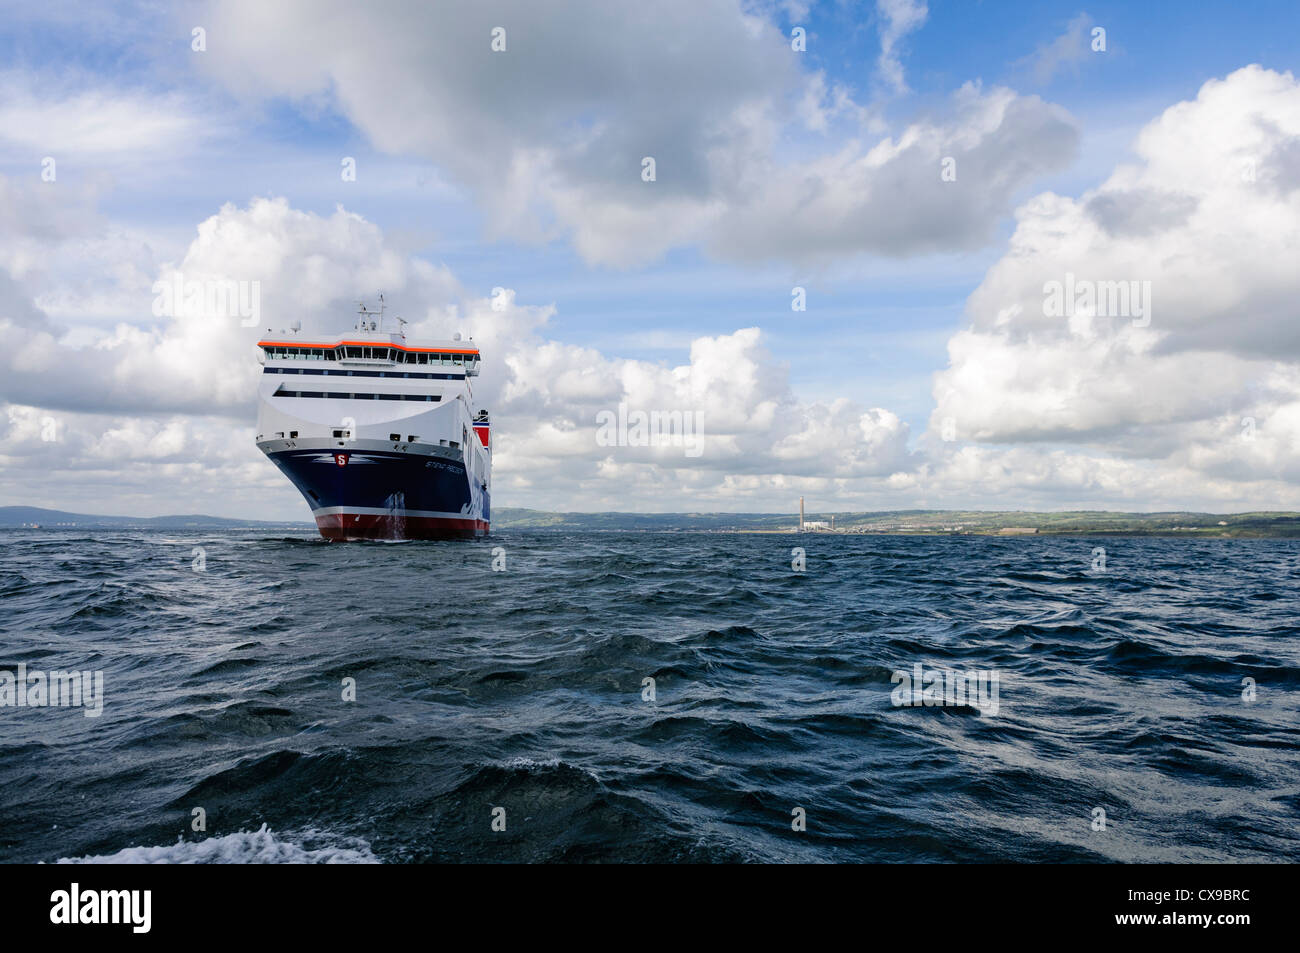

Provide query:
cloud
left=1, top=195, right=914, bottom=516
left=0, top=193, right=460, bottom=417
left=707, top=83, right=1077, bottom=264
left=0, top=73, right=210, bottom=158
left=927, top=66, right=1300, bottom=502
left=1016, top=13, right=1096, bottom=86
left=190, top=0, right=1067, bottom=268
left=876, top=0, right=928, bottom=92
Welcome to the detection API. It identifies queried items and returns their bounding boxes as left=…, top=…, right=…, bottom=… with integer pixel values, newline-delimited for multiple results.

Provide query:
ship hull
left=314, top=510, right=488, bottom=540
left=266, top=446, right=489, bottom=541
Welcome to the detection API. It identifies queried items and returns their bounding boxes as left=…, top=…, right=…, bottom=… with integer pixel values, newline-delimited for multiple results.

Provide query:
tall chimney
left=799, top=496, right=804, bottom=532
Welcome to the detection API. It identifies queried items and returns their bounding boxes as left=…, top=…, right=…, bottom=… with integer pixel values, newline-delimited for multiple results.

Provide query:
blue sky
left=2, top=1, right=1299, bottom=517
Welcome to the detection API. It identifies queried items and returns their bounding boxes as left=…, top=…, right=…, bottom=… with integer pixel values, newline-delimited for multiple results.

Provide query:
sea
left=1, top=530, right=1297, bottom=863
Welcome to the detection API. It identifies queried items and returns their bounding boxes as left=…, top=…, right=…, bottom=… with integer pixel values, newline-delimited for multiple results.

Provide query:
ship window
left=390, top=433, right=401, bottom=441
left=284, top=391, right=440, bottom=402
left=407, top=435, right=418, bottom=442
left=346, top=346, right=361, bottom=358
left=449, top=440, right=459, bottom=449
left=289, top=431, right=298, bottom=438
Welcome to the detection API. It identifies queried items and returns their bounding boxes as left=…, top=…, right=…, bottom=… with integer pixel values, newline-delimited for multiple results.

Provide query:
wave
left=54, top=825, right=379, bottom=864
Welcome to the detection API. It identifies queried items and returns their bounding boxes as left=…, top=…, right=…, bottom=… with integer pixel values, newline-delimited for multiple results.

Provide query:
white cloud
left=708, top=83, right=1076, bottom=264
left=876, top=0, right=928, bottom=92
left=1016, top=13, right=1096, bottom=86
left=0, top=73, right=210, bottom=158
left=189, top=0, right=1067, bottom=268
left=926, top=66, right=1300, bottom=505
left=1, top=196, right=914, bottom=516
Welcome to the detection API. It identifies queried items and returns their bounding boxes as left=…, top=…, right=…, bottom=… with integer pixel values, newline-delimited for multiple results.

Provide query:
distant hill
left=0, top=506, right=310, bottom=530
left=6, top=505, right=1300, bottom=537
left=491, top=507, right=1300, bottom=537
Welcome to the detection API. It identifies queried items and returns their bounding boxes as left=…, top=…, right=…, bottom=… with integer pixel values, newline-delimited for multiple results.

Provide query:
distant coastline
left=0, top=506, right=308, bottom=531
left=4, top=505, right=1300, bottom=537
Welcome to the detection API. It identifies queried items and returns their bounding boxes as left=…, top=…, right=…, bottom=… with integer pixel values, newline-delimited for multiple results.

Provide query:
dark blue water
left=1, top=530, right=1297, bottom=863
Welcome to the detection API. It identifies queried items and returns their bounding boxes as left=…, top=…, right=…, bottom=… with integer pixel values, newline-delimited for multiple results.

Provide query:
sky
left=1, top=0, right=1299, bottom=519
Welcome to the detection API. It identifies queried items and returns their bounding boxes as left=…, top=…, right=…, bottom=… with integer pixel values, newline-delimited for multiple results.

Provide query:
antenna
left=356, top=294, right=387, bottom=332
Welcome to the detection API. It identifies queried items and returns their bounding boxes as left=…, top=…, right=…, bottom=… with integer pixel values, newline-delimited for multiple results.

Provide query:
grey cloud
left=708, top=90, right=1078, bottom=264
left=197, top=1, right=1075, bottom=266
left=1086, top=188, right=1198, bottom=237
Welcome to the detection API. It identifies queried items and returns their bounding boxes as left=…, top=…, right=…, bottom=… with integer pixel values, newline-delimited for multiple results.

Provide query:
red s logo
left=334, top=453, right=349, bottom=467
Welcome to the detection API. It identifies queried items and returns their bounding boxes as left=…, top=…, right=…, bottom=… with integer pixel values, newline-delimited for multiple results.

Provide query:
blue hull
left=266, top=447, right=489, bottom=539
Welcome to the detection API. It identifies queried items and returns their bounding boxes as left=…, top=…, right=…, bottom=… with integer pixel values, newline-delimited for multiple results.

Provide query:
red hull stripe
left=315, top=512, right=489, bottom=540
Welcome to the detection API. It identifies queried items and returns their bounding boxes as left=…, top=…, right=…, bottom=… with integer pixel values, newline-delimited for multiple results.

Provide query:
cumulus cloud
left=0, top=195, right=913, bottom=516
left=927, top=66, right=1300, bottom=504
left=190, top=0, right=1068, bottom=267
left=709, top=83, right=1077, bottom=263
left=0, top=193, right=459, bottom=416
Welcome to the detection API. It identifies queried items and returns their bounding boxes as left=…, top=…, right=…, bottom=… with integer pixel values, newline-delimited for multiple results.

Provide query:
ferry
left=254, top=299, right=490, bottom=539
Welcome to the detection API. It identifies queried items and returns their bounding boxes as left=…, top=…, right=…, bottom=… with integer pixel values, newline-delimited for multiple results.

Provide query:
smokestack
left=799, top=496, right=804, bottom=532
